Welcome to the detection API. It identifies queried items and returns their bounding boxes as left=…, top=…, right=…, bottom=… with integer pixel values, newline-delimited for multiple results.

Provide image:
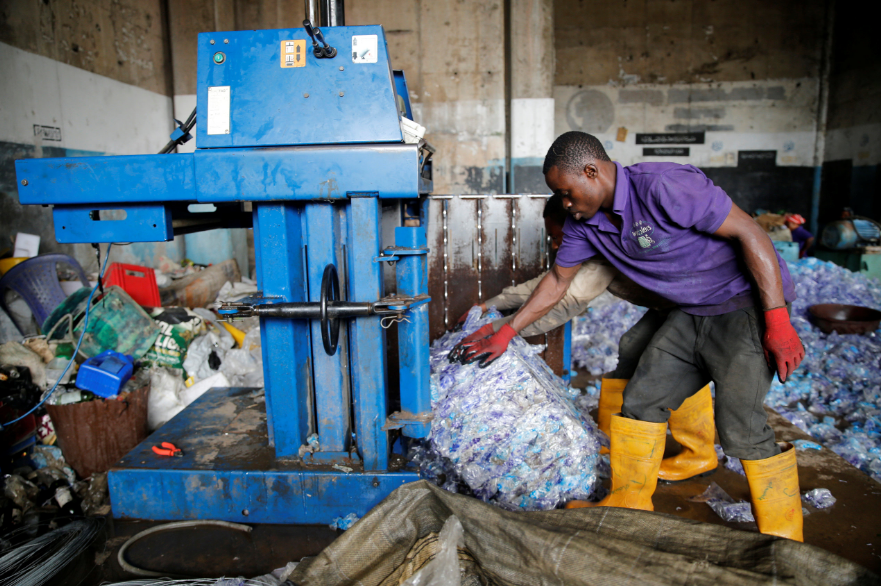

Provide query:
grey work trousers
left=619, top=306, right=781, bottom=460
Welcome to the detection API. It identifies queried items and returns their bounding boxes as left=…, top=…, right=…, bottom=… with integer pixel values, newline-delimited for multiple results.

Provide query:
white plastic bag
left=401, top=515, right=463, bottom=586
left=147, top=366, right=186, bottom=429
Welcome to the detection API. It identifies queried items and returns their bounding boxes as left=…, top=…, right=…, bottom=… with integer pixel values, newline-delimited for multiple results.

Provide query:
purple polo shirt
left=555, top=162, right=796, bottom=316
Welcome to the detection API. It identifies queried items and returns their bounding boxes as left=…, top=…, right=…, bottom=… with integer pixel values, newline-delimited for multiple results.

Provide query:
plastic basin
left=807, top=303, right=881, bottom=335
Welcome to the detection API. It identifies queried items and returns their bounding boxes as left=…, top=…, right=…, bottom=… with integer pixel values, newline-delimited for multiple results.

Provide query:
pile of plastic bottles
left=570, top=292, right=648, bottom=375
left=412, top=306, right=606, bottom=511
left=765, top=258, right=881, bottom=483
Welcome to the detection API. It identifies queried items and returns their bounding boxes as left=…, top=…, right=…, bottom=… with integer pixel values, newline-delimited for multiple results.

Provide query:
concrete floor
left=79, top=397, right=881, bottom=583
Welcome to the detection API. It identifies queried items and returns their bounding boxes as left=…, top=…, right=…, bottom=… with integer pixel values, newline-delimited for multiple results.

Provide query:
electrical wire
left=0, top=243, right=113, bottom=431
left=158, top=107, right=197, bottom=155
left=0, top=518, right=104, bottom=586
left=116, top=520, right=253, bottom=578
left=103, top=578, right=280, bottom=586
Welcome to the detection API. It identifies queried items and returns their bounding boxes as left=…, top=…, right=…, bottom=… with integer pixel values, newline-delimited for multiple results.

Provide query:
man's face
left=545, top=164, right=605, bottom=221
left=544, top=217, right=564, bottom=251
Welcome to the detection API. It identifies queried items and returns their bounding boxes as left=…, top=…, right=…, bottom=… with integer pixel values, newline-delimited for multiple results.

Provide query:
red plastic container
left=104, top=263, right=161, bottom=307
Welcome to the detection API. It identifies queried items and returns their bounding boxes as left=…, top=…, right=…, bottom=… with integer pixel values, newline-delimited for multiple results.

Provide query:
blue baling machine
left=15, top=24, right=436, bottom=523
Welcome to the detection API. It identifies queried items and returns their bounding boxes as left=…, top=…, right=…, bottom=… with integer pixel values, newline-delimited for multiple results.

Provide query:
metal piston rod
left=219, top=264, right=428, bottom=355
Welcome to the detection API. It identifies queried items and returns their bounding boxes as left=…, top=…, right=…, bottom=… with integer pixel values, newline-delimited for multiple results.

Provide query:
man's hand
left=762, top=307, right=804, bottom=383
left=458, top=324, right=518, bottom=368
left=448, top=323, right=494, bottom=362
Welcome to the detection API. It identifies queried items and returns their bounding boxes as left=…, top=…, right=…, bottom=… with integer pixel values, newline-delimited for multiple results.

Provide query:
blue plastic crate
left=773, top=240, right=800, bottom=264
left=75, top=350, right=134, bottom=398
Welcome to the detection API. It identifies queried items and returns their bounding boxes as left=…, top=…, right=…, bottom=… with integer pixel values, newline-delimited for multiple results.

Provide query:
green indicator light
left=213, top=52, right=225, bottom=64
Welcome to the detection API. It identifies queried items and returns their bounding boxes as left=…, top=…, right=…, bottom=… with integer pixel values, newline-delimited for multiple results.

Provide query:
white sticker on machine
left=351, top=35, right=378, bottom=64
left=207, top=86, right=231, bottom=135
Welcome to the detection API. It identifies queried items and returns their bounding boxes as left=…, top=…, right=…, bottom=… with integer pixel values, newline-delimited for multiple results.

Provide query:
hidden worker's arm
left=509, top=262, right=583, bottom=333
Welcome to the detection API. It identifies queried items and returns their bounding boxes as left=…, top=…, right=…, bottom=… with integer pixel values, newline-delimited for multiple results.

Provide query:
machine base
left=108, top=387, right=418, bottom=524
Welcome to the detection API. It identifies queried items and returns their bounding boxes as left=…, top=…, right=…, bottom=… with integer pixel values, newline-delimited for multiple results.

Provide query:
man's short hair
left=542, top=193, right=567, bottom=226
left=542, top=131, right=611, bottom=175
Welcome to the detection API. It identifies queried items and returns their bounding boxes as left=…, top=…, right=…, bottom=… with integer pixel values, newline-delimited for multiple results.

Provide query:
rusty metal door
left=426, top=195, right=568, bottom=376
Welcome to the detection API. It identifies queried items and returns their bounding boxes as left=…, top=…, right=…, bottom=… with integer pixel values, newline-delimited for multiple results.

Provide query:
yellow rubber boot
left=597, top=378, right=627, bottom=455
left=566, top=415, right=667, bottom=511
left=659, top=384, right=718, bottom=482
left=742, top=443, right=804, bottom=542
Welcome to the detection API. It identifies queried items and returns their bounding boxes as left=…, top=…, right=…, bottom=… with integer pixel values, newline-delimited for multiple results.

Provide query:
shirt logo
left=631, top=220, right=656, bottom=249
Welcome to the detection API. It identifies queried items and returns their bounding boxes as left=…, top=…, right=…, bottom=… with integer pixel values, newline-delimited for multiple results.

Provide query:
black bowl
left=807, top=303, right=881, bottom=335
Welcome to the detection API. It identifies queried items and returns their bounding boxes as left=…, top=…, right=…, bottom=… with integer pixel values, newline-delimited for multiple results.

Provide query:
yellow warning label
left=281, top=40, right=306, bottom=68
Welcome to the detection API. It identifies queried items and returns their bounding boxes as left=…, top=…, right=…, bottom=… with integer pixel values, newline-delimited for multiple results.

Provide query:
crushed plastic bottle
left=713, top=444, right=745, bottom=476
left=414, top=306, right=605, bottom=511
left=802, top=487, right=836, bottom=509
left=762, top=258, right=881, bottom=483
left=573, top=260, right=881, bottom=484
left=571, top=292, right=648, bottom=375
left=689, top=482, right=755, bottom=523
left=792, top=439, right=823, bottom=451
left=329, top=512, right=359, bottom=530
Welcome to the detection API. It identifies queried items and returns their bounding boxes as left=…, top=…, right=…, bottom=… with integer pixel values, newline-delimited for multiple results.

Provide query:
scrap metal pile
left=410, top=306, right=606, bottom=511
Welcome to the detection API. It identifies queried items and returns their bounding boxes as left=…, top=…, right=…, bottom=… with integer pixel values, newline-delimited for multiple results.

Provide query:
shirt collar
left=611, top=161, right=628, bottom=214
left=583, top=161, right=627, bottom=232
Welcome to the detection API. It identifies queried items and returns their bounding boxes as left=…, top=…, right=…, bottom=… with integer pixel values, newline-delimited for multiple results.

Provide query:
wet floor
left=84, top=394, right=881, bottom=583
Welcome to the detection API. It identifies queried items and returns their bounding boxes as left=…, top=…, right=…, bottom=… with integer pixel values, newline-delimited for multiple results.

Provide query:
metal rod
left=304, top=0, right=320, bottom=26
left=320, top=0, right=344, bottom=26
left=251, top=301, right=372, bottom=319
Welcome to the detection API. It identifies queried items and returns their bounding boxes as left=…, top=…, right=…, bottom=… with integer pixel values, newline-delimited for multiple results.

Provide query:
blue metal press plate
left=108, top=387, right=418, bottom=524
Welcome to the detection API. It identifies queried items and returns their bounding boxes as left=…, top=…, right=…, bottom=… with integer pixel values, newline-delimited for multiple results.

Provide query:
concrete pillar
left=509, top=0, right=555, bottom=194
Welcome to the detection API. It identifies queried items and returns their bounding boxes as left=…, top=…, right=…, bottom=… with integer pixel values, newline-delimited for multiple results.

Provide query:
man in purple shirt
left=453, top=132, right=806, bottom=541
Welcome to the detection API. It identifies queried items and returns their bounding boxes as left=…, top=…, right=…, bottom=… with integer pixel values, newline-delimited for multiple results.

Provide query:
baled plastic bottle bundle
left=415, top=306, right=605, bottom=511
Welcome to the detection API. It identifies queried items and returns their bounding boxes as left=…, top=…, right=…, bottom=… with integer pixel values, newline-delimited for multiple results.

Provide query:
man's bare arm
left=509, top=262, right=582, bottom=332
left=713, top=204, right=785, bottom=310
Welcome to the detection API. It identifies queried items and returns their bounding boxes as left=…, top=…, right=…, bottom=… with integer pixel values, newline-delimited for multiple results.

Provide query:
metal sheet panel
left=346, top=197, right=389, bottom=471
left=479, top=196, right=515, bottom=300
left=196, top=26, right=402, bottom=149
left=53, top=204, right=173, bottom=243
left=444, top=197, right=481, bottom=329
left=253, top=204, right=314, bottom=456
left=426, top=198, right=448, bottom=339
left=194, top=145, right=420, bottom=201
left=108, top=467, right=416, bottom=523
left=15, top=154, right=195, bottom=205
left=513, top=195, right=550, bottom=283
left=304, top=203, right=351, bottom=455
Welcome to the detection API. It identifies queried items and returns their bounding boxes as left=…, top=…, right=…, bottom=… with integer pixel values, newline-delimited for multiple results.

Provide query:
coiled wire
left=0, top=518, right=103, bottom=586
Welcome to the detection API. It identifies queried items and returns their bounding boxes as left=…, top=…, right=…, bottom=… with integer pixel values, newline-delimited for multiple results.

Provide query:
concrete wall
left=2, top=0, right=876, bottom=276
left=553, top=0, right=828, bottom=217
left=0, top=0, right=181, bottom=272
left=821, top=3, right=881, bottom=224
left=348, top=0, right=508, bottom=194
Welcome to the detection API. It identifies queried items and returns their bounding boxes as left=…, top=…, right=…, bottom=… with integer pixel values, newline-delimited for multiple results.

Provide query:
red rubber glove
left=762, top=307, right=804, bottom=383
left=460, top=324, right=518, bottom=368
left=448, top=323, right=494, bottom=363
